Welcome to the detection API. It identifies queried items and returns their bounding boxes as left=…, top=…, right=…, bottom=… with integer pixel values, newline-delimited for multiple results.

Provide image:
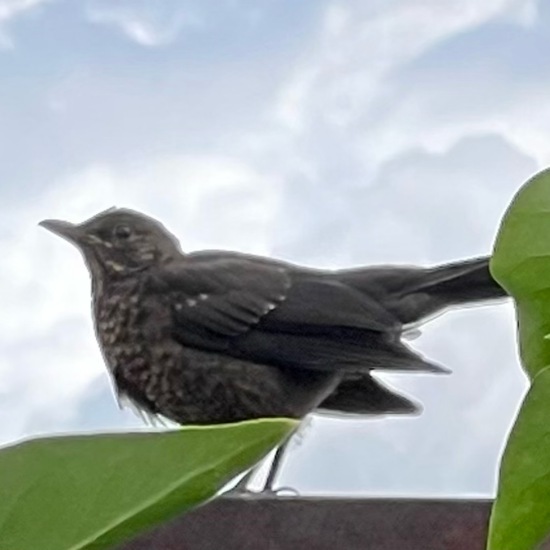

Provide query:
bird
left=40, top=207, right=507, bottom=493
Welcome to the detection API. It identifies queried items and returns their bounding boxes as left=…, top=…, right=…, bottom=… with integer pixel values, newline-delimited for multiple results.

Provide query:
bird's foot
left=265, top=486, right=300, bottom=497
left=223, top=485, right=299, bottom=499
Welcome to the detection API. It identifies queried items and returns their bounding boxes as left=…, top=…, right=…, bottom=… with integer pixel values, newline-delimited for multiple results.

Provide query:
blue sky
left=1, top=0, right=546, bottom=496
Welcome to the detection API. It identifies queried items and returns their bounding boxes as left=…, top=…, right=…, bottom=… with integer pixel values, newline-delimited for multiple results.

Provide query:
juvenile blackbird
left=40, top=208, right=506, bottom=490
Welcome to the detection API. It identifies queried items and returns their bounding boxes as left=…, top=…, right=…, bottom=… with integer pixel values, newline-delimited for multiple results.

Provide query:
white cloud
left=0, top=0, right=50, bottom=48
left=85, top=0, right=280, bottom=47
left=86, top=0, right=204, bottom=47
left=276, top=0, right=538, bottom=134
left=0, top=0, right=47, bottom=22
left=236, top=0, right=545, bottom=269
left=270, top=0, right=544, bottom=183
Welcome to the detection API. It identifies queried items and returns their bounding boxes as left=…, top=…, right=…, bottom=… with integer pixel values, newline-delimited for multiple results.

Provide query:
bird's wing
left=155, top=256, right=291, bottom=339
left=152, top=254, right=444, bottom=374
left=156, top=254, right=399, bottom=341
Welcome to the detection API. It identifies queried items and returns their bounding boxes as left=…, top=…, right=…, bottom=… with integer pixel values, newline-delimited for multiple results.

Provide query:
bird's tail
left=393, top=256, right=507, bottom=324
left=338, top=255, right=507, bottom=325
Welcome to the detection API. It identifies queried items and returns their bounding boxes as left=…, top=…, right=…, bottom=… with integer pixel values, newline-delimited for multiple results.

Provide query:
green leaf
left=487, top=367, right=550, bottom=550
left=489, top=168, right=550, bottom=549
left=0, top=418, right=297, bottom=550
left=491, top=167, right=550, bottom=379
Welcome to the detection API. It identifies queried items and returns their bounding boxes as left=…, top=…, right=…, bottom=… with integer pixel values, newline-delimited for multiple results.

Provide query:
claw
left=270, top=486, right=300, bottom=497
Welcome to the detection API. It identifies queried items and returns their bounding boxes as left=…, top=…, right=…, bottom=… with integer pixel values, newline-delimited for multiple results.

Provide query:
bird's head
left=40, top=208, right=182, bottom=278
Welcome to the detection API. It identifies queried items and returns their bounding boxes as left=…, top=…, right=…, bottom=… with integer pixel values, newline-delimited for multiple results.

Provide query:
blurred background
left=2, top=0, right=547, bottom=496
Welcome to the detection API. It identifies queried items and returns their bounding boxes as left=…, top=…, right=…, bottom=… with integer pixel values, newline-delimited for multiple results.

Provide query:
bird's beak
left=39, top=219, right=83, bottom=244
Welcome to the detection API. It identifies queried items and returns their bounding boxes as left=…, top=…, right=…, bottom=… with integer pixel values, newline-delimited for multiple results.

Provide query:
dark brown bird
left=40, top=208, right=506, bottom=491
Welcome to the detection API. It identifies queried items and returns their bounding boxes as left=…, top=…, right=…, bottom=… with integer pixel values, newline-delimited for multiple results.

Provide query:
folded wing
left=155, top=253, right=445, bottom=374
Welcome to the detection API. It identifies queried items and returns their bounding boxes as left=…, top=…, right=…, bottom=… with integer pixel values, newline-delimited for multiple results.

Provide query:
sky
left=0, top=0, right=547, bottom=497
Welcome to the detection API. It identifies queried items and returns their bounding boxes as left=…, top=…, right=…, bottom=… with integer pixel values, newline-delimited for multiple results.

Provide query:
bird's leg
left=263, top=440, right=289, bottom=492
left=225, top=435, right=299, bottom=496
left=261, top=435, right=300, bottom=495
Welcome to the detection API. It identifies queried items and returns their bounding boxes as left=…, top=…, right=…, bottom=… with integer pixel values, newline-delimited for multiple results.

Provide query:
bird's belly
left=114, top=343, right=340, bottom=425
left=94, top=296, right=339, bottom=425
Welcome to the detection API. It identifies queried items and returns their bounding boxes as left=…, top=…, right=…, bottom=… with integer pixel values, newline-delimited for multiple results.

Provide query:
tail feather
left=338, top=255, right=507, bottom=325
left=405, top=256, right=505, bottom=301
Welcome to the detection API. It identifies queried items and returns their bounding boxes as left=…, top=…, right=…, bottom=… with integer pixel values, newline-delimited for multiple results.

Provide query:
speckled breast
left=92, top=284, right=162, bottom=412
left=95, top=292, right=141, bottom=369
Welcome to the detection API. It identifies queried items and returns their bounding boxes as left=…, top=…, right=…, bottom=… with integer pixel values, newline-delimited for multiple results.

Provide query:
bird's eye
left=113, top=225, right=132, bottom=239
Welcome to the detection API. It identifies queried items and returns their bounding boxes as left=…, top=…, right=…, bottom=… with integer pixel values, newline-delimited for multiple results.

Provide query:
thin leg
left=263, top=439, right=290, bottom=492
left=226, top=435, right=297, bottom=495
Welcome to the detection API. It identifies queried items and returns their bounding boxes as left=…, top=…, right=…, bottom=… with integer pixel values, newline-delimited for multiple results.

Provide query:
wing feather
left=153, top=253, right=445, bottom=374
